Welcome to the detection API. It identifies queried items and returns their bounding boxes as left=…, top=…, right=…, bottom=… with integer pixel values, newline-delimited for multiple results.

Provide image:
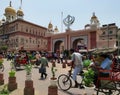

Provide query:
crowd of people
left=0, top=48, right=119, bottom=86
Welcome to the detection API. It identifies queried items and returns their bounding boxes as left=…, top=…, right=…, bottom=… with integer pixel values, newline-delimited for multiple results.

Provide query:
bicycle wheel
left=58, top=74, right=72, bottom=91
left=0, top=64, right=4, bottom=72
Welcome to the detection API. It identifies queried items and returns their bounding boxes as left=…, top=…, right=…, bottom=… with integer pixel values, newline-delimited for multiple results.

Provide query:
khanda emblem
left=63, top=15, right=75, bottom=30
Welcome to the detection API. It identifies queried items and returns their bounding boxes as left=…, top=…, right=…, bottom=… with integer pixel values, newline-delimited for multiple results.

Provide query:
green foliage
left=83, top=68, right=94, bottom=87
left=83, top=59, right=91, bottom=68
left=0, top=84, right=9, bottom=94
left=0, top=45, right=8, bottom=51
left=0, top=59, right=3, bottom=65
left=9, top=70, right=15, bottom=77
left=25, top=64, right=32, bottom=74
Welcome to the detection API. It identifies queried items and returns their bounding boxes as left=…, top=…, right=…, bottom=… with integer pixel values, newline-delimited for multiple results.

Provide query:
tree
left=0, top=45, right=8, bottom=52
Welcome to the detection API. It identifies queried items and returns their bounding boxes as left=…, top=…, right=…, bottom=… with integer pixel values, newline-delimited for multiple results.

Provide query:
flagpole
left=61, top=12, right=63, bottom=32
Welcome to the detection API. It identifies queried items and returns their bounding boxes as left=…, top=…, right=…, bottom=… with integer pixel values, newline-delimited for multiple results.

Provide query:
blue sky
left=0, top=0, right=120, bottom=32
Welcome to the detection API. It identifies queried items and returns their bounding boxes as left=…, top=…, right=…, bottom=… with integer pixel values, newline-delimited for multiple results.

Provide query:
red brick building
left=0, top=2, right=119, bottom=53
left=0, top=1, right=47, bottom=52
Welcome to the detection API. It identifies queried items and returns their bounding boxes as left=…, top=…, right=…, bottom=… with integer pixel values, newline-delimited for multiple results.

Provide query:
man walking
left=39, top=53, right=49, bottom=79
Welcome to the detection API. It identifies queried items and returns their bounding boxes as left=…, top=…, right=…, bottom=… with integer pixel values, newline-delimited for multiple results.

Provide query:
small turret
left=90, top=12, right=100, bottom=30
left=48, top=22, right=53, bottom=32
left=54, top=26, right=59, bottom=33
left=17, top=7, right=24, bottom=19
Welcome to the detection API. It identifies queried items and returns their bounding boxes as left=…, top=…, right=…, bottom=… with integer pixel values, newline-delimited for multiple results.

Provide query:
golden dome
left=17, top=8, right=24, bottom=16
left=5, top=6, right=16, bottom=14
left=5, top=1, right=16, bottom=15
left=48, top=22, right=53, bottom=29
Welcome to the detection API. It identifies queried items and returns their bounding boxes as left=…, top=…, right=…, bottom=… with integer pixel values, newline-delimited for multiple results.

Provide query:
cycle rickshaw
left=58, top=48, right=120, bottom=95
left=14, top=52, right=29, bottom=70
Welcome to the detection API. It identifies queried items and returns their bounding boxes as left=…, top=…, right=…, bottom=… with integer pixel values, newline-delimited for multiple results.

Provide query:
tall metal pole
left=107, top=25, right=109, bottom=49
left=61, top=12, right=63, bottom=32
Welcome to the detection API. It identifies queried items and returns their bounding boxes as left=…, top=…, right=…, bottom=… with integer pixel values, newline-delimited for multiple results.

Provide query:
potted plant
left=50, top=66, right=57, bottom=86
left=83, top=68, right=95, bottom=88
left=25, top=63, right=32, bottom=80
left=9, top=61, right=16, bottom=77
left=0, top=84, right=9, bottom=95
left=8, top=61, right=17, bottom=91
left=9, top=69, right=16, bottom=77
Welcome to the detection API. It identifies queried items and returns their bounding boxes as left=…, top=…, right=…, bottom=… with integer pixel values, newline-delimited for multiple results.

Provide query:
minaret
left=4, top=1, right=16, bottom=22
left=90, top=12, right=100, bottom=30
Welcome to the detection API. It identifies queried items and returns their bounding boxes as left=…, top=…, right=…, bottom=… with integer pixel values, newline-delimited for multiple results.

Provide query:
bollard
left=0, top=73, right=4, bottom=85
left=48, top=85, right=58, bottom=95
left=24, top=80, right=34, bottom=95
left=8, top=77, right=17, bottom=91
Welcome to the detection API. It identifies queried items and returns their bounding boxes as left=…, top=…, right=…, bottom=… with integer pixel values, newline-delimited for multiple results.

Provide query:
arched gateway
left=46, top=13, right=118, bottom=52
left=49, top=29, right=90, bottom=52
left=54, top=40, right=64, bottom=52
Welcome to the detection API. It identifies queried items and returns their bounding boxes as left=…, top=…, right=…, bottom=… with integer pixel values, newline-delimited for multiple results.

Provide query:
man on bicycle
left=70, top=48, right=83, bottom=88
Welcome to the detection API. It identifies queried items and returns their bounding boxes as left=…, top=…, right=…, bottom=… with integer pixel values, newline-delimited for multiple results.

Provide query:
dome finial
left=9, top=1, right=12, bottom=7
left=93, top=12, right=95, bottom=16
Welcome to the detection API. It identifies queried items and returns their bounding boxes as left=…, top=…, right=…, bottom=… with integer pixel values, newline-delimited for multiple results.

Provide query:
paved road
left=1, top=59, right=103, bottom=95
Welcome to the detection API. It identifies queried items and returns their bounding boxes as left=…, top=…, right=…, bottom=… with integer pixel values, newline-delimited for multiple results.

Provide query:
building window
left=33, top=40, right=34, bottom=44
left=33, top=29, right=34, bottom=34
left=26, top=39, right=28, bottom=43
left=12, top=16, right=14, bottom=20
left=102, top=31, right=105, bottom=35
left=26, top=28, right=28, bottom=32
left=21, top=25, right=23, bottom=31
left=16, top=38, right=18, bottom=42
left=29, top=38, right=31, bottom=43
left=30, top=29, right=31, bottom=33
left=16, top=23, right=18, bottom=30
left=109, top=31, right=113, bottom=34
left=110, top=38, right=112, bottom=40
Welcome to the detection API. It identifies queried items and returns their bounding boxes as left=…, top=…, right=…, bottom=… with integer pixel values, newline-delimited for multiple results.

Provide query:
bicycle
left=57, top=68, right=84, bottom=91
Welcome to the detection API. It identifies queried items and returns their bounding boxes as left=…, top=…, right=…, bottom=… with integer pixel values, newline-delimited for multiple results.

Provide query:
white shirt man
left=70, top=49, right=83, bottom=87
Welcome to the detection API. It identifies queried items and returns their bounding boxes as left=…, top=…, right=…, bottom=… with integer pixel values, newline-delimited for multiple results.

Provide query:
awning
left=92, top=48, right=117, bottom=54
